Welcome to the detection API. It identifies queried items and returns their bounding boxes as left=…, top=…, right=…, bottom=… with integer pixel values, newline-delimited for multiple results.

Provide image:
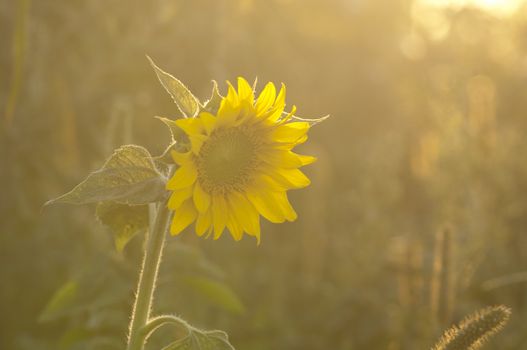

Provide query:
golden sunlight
left=420, top=0, right=524, bottom=16
left=5, top=0, right=527, bottom=349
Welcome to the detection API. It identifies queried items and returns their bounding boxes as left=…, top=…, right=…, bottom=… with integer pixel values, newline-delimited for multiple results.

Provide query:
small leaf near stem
left=96, top=202, right=149, bottom=252
left=203, top=80, right=223, bottom=114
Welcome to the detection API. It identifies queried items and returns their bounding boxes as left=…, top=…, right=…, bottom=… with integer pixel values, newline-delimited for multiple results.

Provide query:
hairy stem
left=126, top=199, right=171, bottom=350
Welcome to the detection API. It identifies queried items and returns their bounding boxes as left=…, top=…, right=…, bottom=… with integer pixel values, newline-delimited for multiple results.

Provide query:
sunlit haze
left=420, top=0, right=524, bottom=16
left=2, top=1, right=527, bottom=349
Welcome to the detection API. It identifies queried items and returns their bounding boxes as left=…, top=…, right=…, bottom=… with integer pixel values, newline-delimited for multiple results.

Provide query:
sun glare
left=420, top=0, right=524, bottom=16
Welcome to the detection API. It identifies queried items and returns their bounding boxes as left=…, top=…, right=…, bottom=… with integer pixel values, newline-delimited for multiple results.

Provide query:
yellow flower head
left=166, top=77, right=315, bottom=243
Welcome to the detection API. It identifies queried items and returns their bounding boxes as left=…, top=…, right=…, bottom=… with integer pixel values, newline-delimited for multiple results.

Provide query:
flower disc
left=166, top=77, right=315, bottom=243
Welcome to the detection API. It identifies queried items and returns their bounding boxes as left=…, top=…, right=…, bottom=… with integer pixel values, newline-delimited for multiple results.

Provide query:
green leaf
left=154, top=117, right=191, bottom=164
left=162, top=328, right=235, bottom=350
left=58, top=328, right=91, bottom=350
left=203, top=80, right=222, bottom=114
left=184, top=276, right=245, bottom=315
left=46, top=145, right=166, bottom=206
left=96, top=202, right=148, bottom=252
left=38, top=280, right=78, bottom=323
left=148, top=56, right=201, bottom=118
left=156, top=116, right=187, bottom=143
left=156, top=140, right=179, bottom=165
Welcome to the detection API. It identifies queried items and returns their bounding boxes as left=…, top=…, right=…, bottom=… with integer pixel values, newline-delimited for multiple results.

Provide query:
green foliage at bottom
left=163, top=328, right=234, bottom=350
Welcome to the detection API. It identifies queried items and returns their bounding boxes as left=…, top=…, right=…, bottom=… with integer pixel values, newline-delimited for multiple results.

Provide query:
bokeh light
left=1, top=0, right=527, bottom=349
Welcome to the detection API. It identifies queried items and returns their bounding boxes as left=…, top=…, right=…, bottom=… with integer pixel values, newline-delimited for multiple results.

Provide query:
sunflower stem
left=126, top=198, right=171, bottom=350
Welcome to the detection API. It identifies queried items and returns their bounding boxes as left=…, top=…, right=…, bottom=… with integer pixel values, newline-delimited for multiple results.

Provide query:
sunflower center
left=197, top=127, right=260, bottom=193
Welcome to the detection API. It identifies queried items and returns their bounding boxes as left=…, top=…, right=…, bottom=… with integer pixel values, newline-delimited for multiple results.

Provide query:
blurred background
left=1, top=0, right=527, bottom=349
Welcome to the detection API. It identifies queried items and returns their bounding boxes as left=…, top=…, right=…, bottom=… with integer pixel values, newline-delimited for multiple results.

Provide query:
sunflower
left=166, top=77, right=315, bottom=243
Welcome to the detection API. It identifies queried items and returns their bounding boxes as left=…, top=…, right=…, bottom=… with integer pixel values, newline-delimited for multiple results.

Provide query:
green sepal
left=202, top=80, right=223, bottom=114
left=156, top=140, right=179, bottom=165
left=148, top=55, right=201, bottom=118
left=46, top=145, right=167, bottom=206
left=96, top=201, right=149, bottom=252
left=154, top=116, right=191, bottom=164
left=291, top=113, right=330, bottom=125
left=155, top=116, right=187, bottom=142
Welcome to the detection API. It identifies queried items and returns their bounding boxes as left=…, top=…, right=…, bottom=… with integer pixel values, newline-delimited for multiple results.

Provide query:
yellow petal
left=261, top=149, right=304, bottom=168
left=266, top=168, right=311, bottom=189
left=266, top=83, right=286, bottom=122
left=228, top=191, right=261, bottom=242
left=226, top=212, right=243, bottom=241
left=238, top=99, right=256, bottom=123
left=170, top=199, right=198, bottom=235
left=189, top=134, right=208, bottom=154
left=225, top=81, right=239, bottom=106
left=199, top=111, right=216, bottom=135
left=249, top=215, right=261, bottom=244
left=166, top=163, right=197, bottom=190
left=168, top=186, right=193, bottom=209
left=246, top=189, right=286, bottom=223
left=274, top=191, right=297, bottom=222
left=195, top=210, right=212, bottom=236
left=216, top=96, right=240, bottom=127
left=298, top=154, right=316, bottom=166
left=175, top=118, right=203, bottom=136
left=272, top=135, right=309, bottom=150
left=277, top=168, right=311, bottom=189
left=274, top=83, right=286, bottom=111
left=266, top=105, right=284, bottom=123
left=295, top=134, right=308, bottom=145
left=170, top=150, right=191, bottom=165
left=271, top=122, right=310, bottom=143
left=193, top=182, right=211, bottom=213
left=211, top=194, right=228, bottom=239
left=255, top=82, right=276, bottom=116
left=262, top=149, right=315, bottom=168
left=237, top=77, right=254, bottom=104
left=257, top=173, right=287, bottom=191
left=278, top=105, right=296, bottom=124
